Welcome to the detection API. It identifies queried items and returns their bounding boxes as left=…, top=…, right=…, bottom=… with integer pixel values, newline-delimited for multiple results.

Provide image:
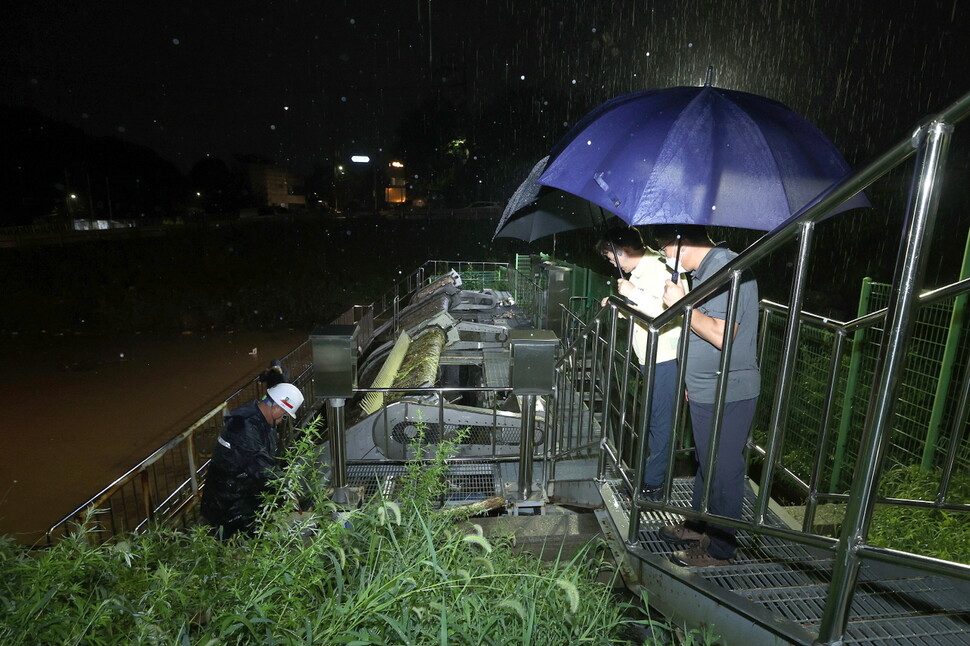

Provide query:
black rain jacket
left=200, top=401, right=278, bottom=537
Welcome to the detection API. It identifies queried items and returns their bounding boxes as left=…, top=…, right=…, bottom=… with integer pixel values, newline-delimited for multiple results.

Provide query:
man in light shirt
left=596, top=226, right=686, bottom=500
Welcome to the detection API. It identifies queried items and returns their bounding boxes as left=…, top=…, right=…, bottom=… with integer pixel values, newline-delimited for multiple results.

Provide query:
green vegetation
left=0, top=421, right=694, bottom=645
left=868, top=464, right=970, bottom=563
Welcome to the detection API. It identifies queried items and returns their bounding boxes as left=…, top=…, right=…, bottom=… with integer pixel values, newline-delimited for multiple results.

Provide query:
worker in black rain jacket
left=201, top=382, right=304, bottom=539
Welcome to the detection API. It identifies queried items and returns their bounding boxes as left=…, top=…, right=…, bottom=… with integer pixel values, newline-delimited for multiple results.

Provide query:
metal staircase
left=540, top=90, right=970, bottom=644
left=593, top=478, right=970, bottom=645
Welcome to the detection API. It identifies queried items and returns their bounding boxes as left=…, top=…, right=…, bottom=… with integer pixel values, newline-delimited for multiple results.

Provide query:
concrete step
left=463, top=510, right=603, bottom=562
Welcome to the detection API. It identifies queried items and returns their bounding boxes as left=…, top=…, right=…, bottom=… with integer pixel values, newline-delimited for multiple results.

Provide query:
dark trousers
left=687, top=396, right=758, bottom=559
left=642, top=359, right=678, bottom=487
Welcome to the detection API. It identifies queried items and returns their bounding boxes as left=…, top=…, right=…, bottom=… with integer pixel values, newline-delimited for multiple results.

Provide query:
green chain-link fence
left=756, top=277, right=970, bottom=493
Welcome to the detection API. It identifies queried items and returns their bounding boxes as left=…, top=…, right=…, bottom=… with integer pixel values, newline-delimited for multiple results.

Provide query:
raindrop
left=117, top=126, right=126, bottom=133
left=30, top=78, right=38, bottom=84
left=520, top=75, right=526, bottom=80
left=688, top=42, right=693, bottom=48
left=341, top=96, right=347, bottom=102
left=172, top=38, right=180, bottom=45
left=349, top=18, right=355, bottom=24
left=270, top=124, right=276, bottom=130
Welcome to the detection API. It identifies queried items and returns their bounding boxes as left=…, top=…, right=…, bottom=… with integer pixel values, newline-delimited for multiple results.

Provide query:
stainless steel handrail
left=566, top=89, right=970, bottom=645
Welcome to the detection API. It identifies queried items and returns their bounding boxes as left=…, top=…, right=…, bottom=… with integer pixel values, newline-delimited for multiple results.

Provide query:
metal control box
left=509, top=329, right=558, bottom=394
left=310, top=324, right=358, bottom=399
left=543, top=264, right=572, bottom=334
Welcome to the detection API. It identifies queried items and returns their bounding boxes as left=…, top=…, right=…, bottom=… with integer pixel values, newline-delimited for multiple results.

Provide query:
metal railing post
left=755, top=221, right=814, bottom=523
left=140, top=470, right=153, bottom=523
left=517, top=395, right=538, bottom=499
left=614, top=317, right=636, bottom=460
left=596, top=311, right=619, bottom=478
left=803, top=328, right=847, bottom=532
left=699, top=272, right=742, bottom=511
left=326, top=399, right=348, bottom=489
left=818, top=119, right=955, bottom=644
left=627, top=326, right=660, bottom=543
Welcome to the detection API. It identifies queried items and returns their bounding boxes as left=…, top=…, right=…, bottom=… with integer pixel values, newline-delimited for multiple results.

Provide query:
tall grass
left=868, top=464, right=970, bottom=563
left=0, top=420, right=683, bottom=645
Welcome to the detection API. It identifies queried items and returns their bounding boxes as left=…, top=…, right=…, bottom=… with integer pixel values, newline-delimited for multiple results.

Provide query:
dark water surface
left=0, top=328, right=306, bottom=544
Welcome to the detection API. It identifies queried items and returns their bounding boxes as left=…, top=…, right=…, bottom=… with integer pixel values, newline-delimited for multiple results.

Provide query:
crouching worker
left=201, top=382, right=304, bottom=539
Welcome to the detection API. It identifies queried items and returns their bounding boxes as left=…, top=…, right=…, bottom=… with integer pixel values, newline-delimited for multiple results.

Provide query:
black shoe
left=638, top=483, right=662, bottom=501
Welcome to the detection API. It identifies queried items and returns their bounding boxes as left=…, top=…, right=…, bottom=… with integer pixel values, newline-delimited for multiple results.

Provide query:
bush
left=868, top=464, right=970, bottom=563
left=0, top=420, right=668, bottom=645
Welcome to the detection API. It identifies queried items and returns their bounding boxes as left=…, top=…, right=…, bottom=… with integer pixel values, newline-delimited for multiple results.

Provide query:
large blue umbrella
left=537, top=83, right=870, bottom=229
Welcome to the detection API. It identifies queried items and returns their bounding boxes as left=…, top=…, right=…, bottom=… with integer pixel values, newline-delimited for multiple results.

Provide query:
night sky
left=2, top=1, right=968, bottom=177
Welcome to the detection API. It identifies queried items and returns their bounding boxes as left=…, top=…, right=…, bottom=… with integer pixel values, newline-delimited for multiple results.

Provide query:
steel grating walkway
left=346, top=460, right=499, bottom=506
left=602, top=478, right=970, bottom=645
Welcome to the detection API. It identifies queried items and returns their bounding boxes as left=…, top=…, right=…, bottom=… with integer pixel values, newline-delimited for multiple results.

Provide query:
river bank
left=0, top=217, right=523, bottom=543
left=0, top=328, right=307, bottom=544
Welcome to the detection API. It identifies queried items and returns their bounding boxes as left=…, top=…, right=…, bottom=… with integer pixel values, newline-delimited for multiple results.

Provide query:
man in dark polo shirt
left=652, top=224, right=761, bottom=567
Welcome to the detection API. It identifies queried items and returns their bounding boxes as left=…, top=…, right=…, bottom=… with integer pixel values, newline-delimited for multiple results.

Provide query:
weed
left=868, top=464, right=970, bottom=562
left=1, top=418, right=701, bottom=645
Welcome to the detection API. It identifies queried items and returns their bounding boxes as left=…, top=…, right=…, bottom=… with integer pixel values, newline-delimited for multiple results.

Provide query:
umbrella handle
left=607, top=239, right=625, bottom=280
left=671, top=237, right=683, bottom=284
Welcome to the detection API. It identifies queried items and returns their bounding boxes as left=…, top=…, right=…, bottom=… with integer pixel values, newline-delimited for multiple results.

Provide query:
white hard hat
left=267, top=383, right=304, bottom=419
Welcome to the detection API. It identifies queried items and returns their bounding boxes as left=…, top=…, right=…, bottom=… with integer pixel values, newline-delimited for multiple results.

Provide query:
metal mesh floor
left=347, top=460, right=499, bottom=506
left=604, top=477, right=970, bottom=644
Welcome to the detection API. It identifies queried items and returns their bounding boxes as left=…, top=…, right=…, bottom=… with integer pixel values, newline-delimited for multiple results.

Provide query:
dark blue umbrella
left=494, top=157, right=617, bottom=243
left=537, top=82, right=870, bottom=229
left=494, top=156, right=624, bottom=278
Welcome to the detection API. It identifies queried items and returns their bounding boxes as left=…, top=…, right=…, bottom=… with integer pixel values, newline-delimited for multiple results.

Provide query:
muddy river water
left=0, top=328, right=307, bottom=544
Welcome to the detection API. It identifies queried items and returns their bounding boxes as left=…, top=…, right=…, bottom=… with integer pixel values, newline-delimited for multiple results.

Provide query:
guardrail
left=569, top=89, right=970, bottom=644
left=41, top=258, right=534, bottom=547
left=43, top=343, right=313, bottom=547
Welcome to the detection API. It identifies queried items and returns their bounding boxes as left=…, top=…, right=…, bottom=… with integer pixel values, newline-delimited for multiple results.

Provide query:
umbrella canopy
left=494, top=156, right=615, bottom=242
left=537, top=83, right=870, bottom=230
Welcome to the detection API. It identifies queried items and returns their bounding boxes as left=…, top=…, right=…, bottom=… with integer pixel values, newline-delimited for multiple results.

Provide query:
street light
left=66, top=193, right=78, bottom=218
left=351, top=154, right=379, bottom=214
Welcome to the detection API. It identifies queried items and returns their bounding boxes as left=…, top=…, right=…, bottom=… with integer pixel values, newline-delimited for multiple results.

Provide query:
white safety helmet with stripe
left=266, top=383, right=304, bottom=419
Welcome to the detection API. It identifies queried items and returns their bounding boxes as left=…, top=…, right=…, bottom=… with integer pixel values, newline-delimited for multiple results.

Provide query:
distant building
left=234, top=155, right=306, bottom=209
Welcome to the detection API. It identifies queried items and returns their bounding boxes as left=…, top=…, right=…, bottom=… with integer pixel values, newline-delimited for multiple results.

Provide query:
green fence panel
left=758, top=277, right=970, bottom=494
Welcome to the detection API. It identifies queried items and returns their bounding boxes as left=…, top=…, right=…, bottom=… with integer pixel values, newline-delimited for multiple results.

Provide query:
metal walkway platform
left=597, top=478, right=970, bottom=645
left=346, top=460, right=500, bottom=505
